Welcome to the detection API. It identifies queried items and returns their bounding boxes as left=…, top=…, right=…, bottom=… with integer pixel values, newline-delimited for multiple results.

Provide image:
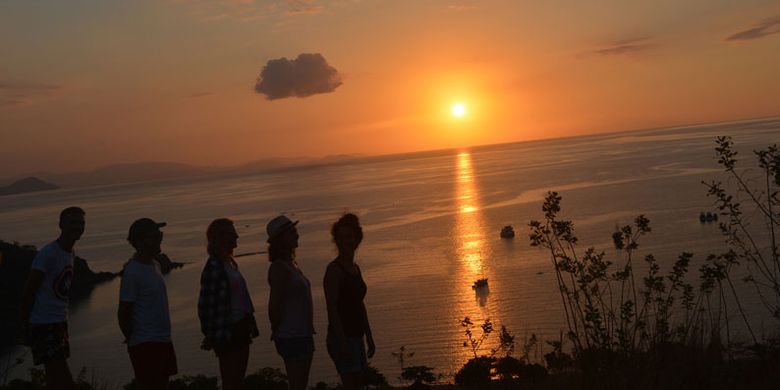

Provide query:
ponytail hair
left=331, top=213, right=363, bottom=246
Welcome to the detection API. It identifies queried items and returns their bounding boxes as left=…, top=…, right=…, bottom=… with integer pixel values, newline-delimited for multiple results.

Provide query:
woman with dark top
left=198, top=218, right=259, bottom=390
left=267, top=215, right=315, bottom=390
left=324, top=213, right=375, bottom=389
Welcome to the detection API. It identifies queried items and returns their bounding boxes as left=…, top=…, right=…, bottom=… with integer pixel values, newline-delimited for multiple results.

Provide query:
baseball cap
left=127, top=218, right=166, bottom=243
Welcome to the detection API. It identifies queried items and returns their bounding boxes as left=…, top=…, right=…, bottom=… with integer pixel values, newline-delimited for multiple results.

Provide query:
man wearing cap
left=118, top=218, right=177, bottom=390
left=20, top=206, right=85, bottom=390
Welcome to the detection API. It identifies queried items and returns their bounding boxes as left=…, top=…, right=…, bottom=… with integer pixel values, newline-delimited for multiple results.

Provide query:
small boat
left=500, top=225, right=515, bottom=239
left=472, top=278, right=488, bottom=289
left=700, top=211, right=719, bottom=224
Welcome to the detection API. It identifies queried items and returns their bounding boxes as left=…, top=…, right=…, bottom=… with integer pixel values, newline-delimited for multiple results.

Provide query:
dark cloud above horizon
left=254, top=53, right=342, bottom=100
left=285, top=0, right=325, bottom=16
left=725, top=16, right=780, bottom=41
left=589, top=37, right=652, bottom=57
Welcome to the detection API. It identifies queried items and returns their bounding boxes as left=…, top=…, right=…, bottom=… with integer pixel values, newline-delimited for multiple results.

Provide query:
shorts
left=214, top=316, right=255, bottom=356
left=128, top=342, right=178, bottom=383
left=28, top=322, right=70, bottom=366
left=274, top=336, right=314, bottom=361
left=326, top=334, right=367, bottom=375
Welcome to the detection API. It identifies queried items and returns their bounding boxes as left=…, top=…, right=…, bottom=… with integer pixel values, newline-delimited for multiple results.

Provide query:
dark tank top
left=331, top=261, right=367, bottom=337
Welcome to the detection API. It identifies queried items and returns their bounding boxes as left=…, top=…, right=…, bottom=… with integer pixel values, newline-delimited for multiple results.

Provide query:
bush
left=454, top=356, right=495, bottom=388
left=400, top=365, right=437, bottom=384
left=244, top=367, right=287, bottom=390
left=493, top=356, right=522, bottom=380
left=364, top=365, right=389, bottom=388
left=169, top=375, right=218, bottom=390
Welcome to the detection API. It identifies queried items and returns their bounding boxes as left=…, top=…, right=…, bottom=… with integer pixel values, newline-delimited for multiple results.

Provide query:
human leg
left=30, top=322, right=73, bottom=390
left=274, top=336, right=314, bottom=390
left=129, top=342, right=178, bottom=390
left=340, top=372, right=364, bottom=390
left=283, top=354, right=313, bottom=390
left=218, top=344, right=249, bottom=390
left=327, top=336, right=366, bottom=390
left=43, top=359, right=74, bottom=390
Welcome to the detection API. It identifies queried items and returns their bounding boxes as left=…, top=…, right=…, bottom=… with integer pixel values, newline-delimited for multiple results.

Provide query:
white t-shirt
left=119, top=258, right=172, bottom=346
left=30, top=241, right=74, bottom=324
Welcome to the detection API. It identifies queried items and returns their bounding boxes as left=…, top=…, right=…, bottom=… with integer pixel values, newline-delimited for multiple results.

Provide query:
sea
left=1, top=117, right=778, bottom=386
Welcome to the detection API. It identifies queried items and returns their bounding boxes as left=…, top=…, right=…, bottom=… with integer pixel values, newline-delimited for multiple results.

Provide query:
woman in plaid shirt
left=198, top=218, right=259, bottom=390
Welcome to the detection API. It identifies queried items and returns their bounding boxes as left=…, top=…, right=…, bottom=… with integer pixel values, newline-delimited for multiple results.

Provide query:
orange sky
left=1, top=0, right=779, bottom=177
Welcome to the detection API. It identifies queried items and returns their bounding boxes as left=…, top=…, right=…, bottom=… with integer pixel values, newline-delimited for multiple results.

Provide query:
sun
left=451, top=103, right=467, bottom=118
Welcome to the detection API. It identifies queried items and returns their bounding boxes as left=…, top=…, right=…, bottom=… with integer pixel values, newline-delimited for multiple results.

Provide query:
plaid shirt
left=197, top=256, right=258, bottom=349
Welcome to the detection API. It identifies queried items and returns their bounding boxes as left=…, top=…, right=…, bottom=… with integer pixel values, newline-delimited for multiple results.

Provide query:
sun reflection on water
left=450, top=151, right=497, bottom=368
left=455, top=152, right=487, bottom=275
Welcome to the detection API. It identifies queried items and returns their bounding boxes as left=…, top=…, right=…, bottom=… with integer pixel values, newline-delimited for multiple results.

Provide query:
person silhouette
left=324, top=213, right=375, bottom=390
left=266, top=215, right=315, bottom=390
left=21, top=207, right=85, bottom=390
left=118, top=218, right=178, bottom=390
left=21, top=207, right=86, bottom=390
left=198, top=218, right=259, bottom=390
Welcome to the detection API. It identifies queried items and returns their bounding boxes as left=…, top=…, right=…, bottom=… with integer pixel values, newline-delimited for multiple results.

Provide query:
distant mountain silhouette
left=43, top=161, right=217, bottom=187
left=0, top=152, right=381, bottom=190
left=4, top=156, right=371, bottom=188
left=237, top=154, right=365, bottom=174
left=0, top=177, right=59, bottom=196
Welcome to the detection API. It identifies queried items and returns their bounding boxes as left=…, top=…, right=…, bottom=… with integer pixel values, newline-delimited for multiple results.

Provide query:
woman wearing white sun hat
left=266, top=215, right=315, bottom=390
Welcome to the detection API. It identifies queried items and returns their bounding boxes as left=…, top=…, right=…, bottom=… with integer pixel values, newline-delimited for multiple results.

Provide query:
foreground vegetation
left=2, top=137, right=778, bottom=389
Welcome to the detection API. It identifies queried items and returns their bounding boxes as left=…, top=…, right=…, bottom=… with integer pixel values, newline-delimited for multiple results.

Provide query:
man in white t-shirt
left=20, top=207, right=86, bottom=390
left=117, top=218, right=177, bottom=389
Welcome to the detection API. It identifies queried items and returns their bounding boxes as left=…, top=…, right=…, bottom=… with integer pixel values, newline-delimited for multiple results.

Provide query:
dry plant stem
left=548, top=244, right=577, bottom=350
left=766, top=168, right=779, bottom=282
left=724, top=265, right=758, bottom=344
left=729, top=164, right=779, bottom=228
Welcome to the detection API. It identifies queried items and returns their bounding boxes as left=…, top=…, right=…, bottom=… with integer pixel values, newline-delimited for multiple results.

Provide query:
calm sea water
left=1, top=118, right=778, bottom=386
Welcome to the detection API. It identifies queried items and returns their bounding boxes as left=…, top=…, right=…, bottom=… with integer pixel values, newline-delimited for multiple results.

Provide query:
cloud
left=286, top=5, right=324, bottom=16
left=285, top=0, right=324, bottom=16
left=254, top=53, right=342, bottom=100
left=187, top=91, right=214, bottom=98
left=595, top=37, right=652, bottom=56
left=175, top=0, right=330, bottom=22
left=579, top=37, right=652, bottom=58
left=725, top=16, right=780, bottom=41
left=0, top=83, right=62, bottom=108
left=448, top=4, right=478, bottom=12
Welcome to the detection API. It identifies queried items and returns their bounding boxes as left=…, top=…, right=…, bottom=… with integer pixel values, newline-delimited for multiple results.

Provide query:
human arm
left=20, top=270, right=44, bottom=326
left=357, top=265, right=375, bottom=358
left=117, top=266, right=137, bottom=344
left=197, top=262, right=218, bottom=349
left=363, top=303, right=375, bottom=358
left=324, top=263, right=351, bottom=360
left=117, top=302, right=134, bottom=343
left=267, top=261, right=291, bottom=338
left=21, top=248, right=52, bottom=327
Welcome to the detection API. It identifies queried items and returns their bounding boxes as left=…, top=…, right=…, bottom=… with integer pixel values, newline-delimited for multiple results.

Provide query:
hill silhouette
left=0, top=177, right=58, bottom=196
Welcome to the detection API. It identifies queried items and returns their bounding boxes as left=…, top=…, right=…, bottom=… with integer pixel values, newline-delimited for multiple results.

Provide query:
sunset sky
left=1, top=0, right=779, bottom=177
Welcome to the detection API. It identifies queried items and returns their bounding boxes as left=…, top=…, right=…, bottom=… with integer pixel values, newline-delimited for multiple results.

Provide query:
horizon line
left=4, top=113, right=779, bottom=184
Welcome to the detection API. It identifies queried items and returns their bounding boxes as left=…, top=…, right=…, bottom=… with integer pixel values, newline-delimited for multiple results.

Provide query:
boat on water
left=472, top=278, right=488, bottom=289
left=500, top=225, right=515, bottom=239
left=699, top=212, right=719, bottom=223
